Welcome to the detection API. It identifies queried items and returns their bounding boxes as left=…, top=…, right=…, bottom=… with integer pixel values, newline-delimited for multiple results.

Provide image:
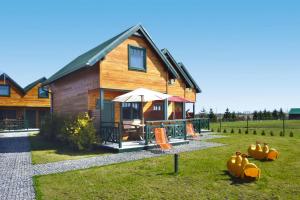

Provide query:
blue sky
left=0, top=0, right=299, bottom=113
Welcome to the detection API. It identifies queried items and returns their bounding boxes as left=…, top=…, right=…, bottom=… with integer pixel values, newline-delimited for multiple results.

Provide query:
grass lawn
left=30, top=134, right=110, bottom=164
left=34, top=132, right=300, bottom=199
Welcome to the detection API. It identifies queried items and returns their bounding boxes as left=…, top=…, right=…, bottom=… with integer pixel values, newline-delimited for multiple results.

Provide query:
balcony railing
left=0, top=119, right=29, bottom=132
left=145, top=118, right=210, bottom=145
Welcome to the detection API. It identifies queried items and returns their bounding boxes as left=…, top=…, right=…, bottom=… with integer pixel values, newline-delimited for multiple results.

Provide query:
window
left=0, top=110, right=16, bottom=120
left=122, top=102, right=141, bottom=120
left=128, top=45, right=146, bottom=71
left=0, top=85, right=10, bottom=97
left=153, top=104, right=162, bottom=111
left=38, top=87, right=49, bottom=98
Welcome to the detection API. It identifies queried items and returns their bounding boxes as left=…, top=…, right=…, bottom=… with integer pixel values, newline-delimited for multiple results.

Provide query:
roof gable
left=160, top=49, right=201, bottom=93
left=178, top=62, right=202, bottom=93
left=161, top=49, right=194, bottom=89
left=0, top=73, right=47, bottom=95
left=44, top=24, right=179, bottom=85
left=23, top=77, right=47, bottom=93
left=0, top=73, right=24, bottom=94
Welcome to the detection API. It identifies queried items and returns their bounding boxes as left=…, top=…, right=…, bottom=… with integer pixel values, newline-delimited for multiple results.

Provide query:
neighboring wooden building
left=289, top=108, right=300, bottom=120
left=0, top=73, right=51, bottom=128
left=44, top=24, right=201, bottom=130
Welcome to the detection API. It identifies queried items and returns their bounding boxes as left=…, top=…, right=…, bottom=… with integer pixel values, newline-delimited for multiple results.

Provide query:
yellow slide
left=227, top=152, right=260, bottom=180
left=248, top=142, right=279, bottom=161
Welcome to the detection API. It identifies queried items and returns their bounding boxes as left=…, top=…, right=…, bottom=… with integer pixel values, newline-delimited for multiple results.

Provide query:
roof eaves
left=0, top=73, right=25, bottom=94
left=86, top=25, right=139, bottom=66
left=44, top=24, right=179, bottom=85
left=161, top=49, right=194, bottom=88
left=87, top=25, right=179, bottom=78
left=24, top=77, right=47, bottom=93
left=178, top=62, right=202, bottom=93
left=138, top=27, right=178, bottom=78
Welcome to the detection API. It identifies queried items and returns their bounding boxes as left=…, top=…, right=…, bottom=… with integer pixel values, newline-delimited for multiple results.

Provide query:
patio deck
left=100, top=138, right=189, bottom=153
left=100, top=129, right=211, bottom=153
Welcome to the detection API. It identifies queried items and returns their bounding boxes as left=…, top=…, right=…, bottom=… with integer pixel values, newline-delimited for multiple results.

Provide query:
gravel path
left=0, top=132, right=35, bottom=200
left=33, top=133, right=225, bottom=176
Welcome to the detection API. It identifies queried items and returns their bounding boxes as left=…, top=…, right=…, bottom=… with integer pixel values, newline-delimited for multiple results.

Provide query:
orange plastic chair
left=186, top=123, right=198, bottom=138
left=154, top=128, right=172, bottom=151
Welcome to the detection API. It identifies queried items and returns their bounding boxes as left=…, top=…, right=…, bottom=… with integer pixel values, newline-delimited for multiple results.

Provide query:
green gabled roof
left=44, top=24, right=179, bottom=85
left=0, top=73, right=25, bottom=94
left=23, top=77, right=47, bottom=93
left=289, top=108, right=300, bottom=115
left=161, top=48, right=195, bottom=90
left=178, top=62, right=202, bottom=93
left=0, top=73, right=46, bottom=94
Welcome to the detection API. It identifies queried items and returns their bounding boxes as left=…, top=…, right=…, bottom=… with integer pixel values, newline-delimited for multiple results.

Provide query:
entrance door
left=102, top=100, right=115, bottom=123
left=26, top=110, right=37, bottom=128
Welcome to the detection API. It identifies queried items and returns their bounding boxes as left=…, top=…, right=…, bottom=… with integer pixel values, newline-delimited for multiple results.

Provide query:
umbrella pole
left=141, top=95, right=145, bottom=140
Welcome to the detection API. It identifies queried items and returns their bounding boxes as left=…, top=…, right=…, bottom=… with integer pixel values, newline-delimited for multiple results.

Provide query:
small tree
left=272, top=109, right=278, bottom=120
left=258, top=111, right=263, bottom=120
left=223, top=108, right=231, bottom=121
left=253, top=111, right=258, bottom=120
left=231, top=112, right=237, bottom=121
left=279, top=108, right=284, bottom=119
left=208, top=109, right=217, bottom=122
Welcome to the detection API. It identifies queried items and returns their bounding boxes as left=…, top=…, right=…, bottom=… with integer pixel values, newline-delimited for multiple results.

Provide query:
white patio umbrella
left=113, top=88, right=171, bottom=138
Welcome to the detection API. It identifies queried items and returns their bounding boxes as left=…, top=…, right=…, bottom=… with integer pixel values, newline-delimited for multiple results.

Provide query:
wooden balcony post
left=99, top=88, right=104, bottom=132
left=193, top=103, right=195, bottom=118
left=182, top=103, right=186, bottom=119
left=164, top=98, right=168, bottom=120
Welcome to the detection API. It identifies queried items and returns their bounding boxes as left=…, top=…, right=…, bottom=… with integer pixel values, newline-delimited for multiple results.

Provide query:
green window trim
left=38, top=87, right=49, bottom=98
left=0, top=84, right=10, bottom=97
left=128, top=45, right=147, bottom=72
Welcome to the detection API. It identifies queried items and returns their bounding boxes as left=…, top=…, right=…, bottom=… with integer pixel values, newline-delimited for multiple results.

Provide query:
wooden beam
left=164, top=98, right=168, bottom=120
left=182, top=103, right=186, bottom=119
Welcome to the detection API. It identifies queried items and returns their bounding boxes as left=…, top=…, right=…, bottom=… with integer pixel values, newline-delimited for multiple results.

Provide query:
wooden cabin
left=289, top=108, right=300, bottom=120
left=0, top=73, right=51, bottom=129
left=44, top=24, right=201, bottom=133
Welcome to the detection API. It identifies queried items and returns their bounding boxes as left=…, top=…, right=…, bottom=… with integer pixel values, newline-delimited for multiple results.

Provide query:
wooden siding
left=103, top=90, right=125, bottom=123
left=167, top=78, right=186, bottom=98
left=0, top=80, right=50, bottom=108
left=185, top=88, right=197, bottom=102
left=100, top=36, right=168, bottom=93
left=49, top=33, right=197, bottom=126
left=50, top=67, right=99, bottom=116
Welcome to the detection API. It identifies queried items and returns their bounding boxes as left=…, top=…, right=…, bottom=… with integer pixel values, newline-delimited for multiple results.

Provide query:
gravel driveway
left=0, top=132, right=35, bottom=200
left=33, top=133, right=225, bottom=176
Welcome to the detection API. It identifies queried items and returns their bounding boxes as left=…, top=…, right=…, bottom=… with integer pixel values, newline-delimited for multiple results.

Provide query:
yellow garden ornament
left=227, top=152, right=261, bottom=180
left=248, top=142, right=279, bottom=160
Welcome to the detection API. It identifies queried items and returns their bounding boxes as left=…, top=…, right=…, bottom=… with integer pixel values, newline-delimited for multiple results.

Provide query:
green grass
left=30, top=134, right=110, bottom=164
left=211, top=120, right=300, bottom=137
left=34, top=133, right=300, bottom=199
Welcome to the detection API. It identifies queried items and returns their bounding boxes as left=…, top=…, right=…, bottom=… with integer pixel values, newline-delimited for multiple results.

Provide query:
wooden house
left=43, top=25, right=204, bottom=150
left=0, top=73, right=51, bottom=129
left=289, top=108, right=300, bottom=120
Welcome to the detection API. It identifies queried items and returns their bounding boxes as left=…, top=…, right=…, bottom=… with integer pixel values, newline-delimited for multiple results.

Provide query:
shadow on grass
left=221, top=170, right=257, bottom=185
left=29, top=134, right=112, bottom=156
